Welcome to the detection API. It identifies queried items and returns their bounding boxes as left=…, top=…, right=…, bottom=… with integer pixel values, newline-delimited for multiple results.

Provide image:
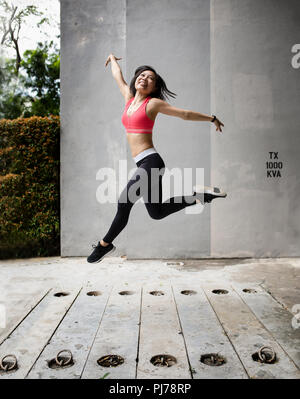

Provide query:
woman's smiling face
left=135, top=70, right=156, bottom=95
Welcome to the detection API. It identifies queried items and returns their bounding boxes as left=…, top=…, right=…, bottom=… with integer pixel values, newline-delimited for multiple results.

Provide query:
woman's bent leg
left=145, top=175, right=197, bottom=220
left=138, top=153, right=197, bottom=220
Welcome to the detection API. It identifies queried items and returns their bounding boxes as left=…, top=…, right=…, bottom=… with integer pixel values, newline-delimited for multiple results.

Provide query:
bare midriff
left=126, top=133, right=154, bottom=158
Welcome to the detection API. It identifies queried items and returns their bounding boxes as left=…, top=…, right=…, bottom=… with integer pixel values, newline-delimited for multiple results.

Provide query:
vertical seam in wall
left=60, top=0, right=63, bottom=255
left=209, top=0, right=212, bottom=257
left=124, top=0, right=127, bottom=81
left=125, top=0, right=128, bottom=252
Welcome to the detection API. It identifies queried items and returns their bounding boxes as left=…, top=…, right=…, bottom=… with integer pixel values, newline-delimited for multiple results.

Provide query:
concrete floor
left=0, top=256, right=299, bottom=379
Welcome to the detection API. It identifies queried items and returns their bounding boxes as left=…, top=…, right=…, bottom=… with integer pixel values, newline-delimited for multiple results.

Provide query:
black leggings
left=102, top=152, right=197, bottom=243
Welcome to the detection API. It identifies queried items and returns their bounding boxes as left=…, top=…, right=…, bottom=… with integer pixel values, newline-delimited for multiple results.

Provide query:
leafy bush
left=0, top=115, right=60, bottom=259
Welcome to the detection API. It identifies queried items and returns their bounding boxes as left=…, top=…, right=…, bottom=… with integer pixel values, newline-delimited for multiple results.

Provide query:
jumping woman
left=87, top=54, right=226, bottom=263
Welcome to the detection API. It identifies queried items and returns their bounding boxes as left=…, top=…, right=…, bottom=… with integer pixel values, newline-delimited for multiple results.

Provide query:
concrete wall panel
left=125, top=0, right=211, bottom=258
left=211, top=0, right=300, bottom=257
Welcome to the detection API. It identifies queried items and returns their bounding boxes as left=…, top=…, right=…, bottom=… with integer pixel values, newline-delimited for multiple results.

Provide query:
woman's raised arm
left=154, top=98, right=224, bottom=132
left=105, top=53, right=131, bottom=100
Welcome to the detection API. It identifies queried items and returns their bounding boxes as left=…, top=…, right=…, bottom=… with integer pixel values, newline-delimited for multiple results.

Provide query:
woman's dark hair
left=129, top=65, right=177, bottom=101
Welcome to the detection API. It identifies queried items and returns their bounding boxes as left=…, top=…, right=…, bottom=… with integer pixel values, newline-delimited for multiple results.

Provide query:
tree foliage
left=0, top=0, right=48, bottom=74
left=0, top=57, right=25, bottom=119
left=22, top=41, right=60, bottom=116
left=0, top=41, right=60, bottom=119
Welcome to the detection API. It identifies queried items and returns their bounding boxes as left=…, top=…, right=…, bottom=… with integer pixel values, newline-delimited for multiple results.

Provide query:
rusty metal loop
left=55, top=349, right=73, bottom=367
left=258, top=346, right=275, bottom=363
left=0, top=354, right=17, bottom=371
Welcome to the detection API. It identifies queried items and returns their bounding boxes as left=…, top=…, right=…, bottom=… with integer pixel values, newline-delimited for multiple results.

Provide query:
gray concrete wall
left=61, top=0, right=300, bottom=258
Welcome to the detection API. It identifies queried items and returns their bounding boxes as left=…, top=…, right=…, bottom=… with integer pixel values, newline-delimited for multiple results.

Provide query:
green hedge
left=0, top=116, right=60, bottom=259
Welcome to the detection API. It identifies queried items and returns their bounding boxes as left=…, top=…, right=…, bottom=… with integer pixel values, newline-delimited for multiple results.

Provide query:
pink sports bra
left=121, top=96, right=155, bottom=134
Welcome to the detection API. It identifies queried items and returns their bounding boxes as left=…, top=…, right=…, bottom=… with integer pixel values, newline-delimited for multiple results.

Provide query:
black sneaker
left=193, top=185, right=227, bottom=204
left=87, top=241, right=116, bottom=263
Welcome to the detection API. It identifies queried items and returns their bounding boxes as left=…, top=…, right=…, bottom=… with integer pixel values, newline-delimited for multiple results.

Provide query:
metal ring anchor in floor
left=0, top=354, right=18, bottom=372
left=55, top=349, right=73, bottom=367
left=258, top=346, right=276, bottom=363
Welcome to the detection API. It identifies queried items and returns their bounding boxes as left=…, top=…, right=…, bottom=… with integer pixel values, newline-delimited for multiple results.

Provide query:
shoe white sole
left=94, top=245, right=116, bottom=263
left=193, top=185, right=227, bottom=198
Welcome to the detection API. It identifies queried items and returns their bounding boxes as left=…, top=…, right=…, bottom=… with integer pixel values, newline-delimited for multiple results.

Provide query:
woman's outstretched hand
left=213, top=117, right=224, bottom=133
left=105, top=53, right=122, bottom=67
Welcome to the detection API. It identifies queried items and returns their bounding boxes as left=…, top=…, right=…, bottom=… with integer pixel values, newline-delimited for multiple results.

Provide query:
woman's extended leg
left=101, top=166, right=143, bottom=244
left=87, top=172, right=143, bottom=262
